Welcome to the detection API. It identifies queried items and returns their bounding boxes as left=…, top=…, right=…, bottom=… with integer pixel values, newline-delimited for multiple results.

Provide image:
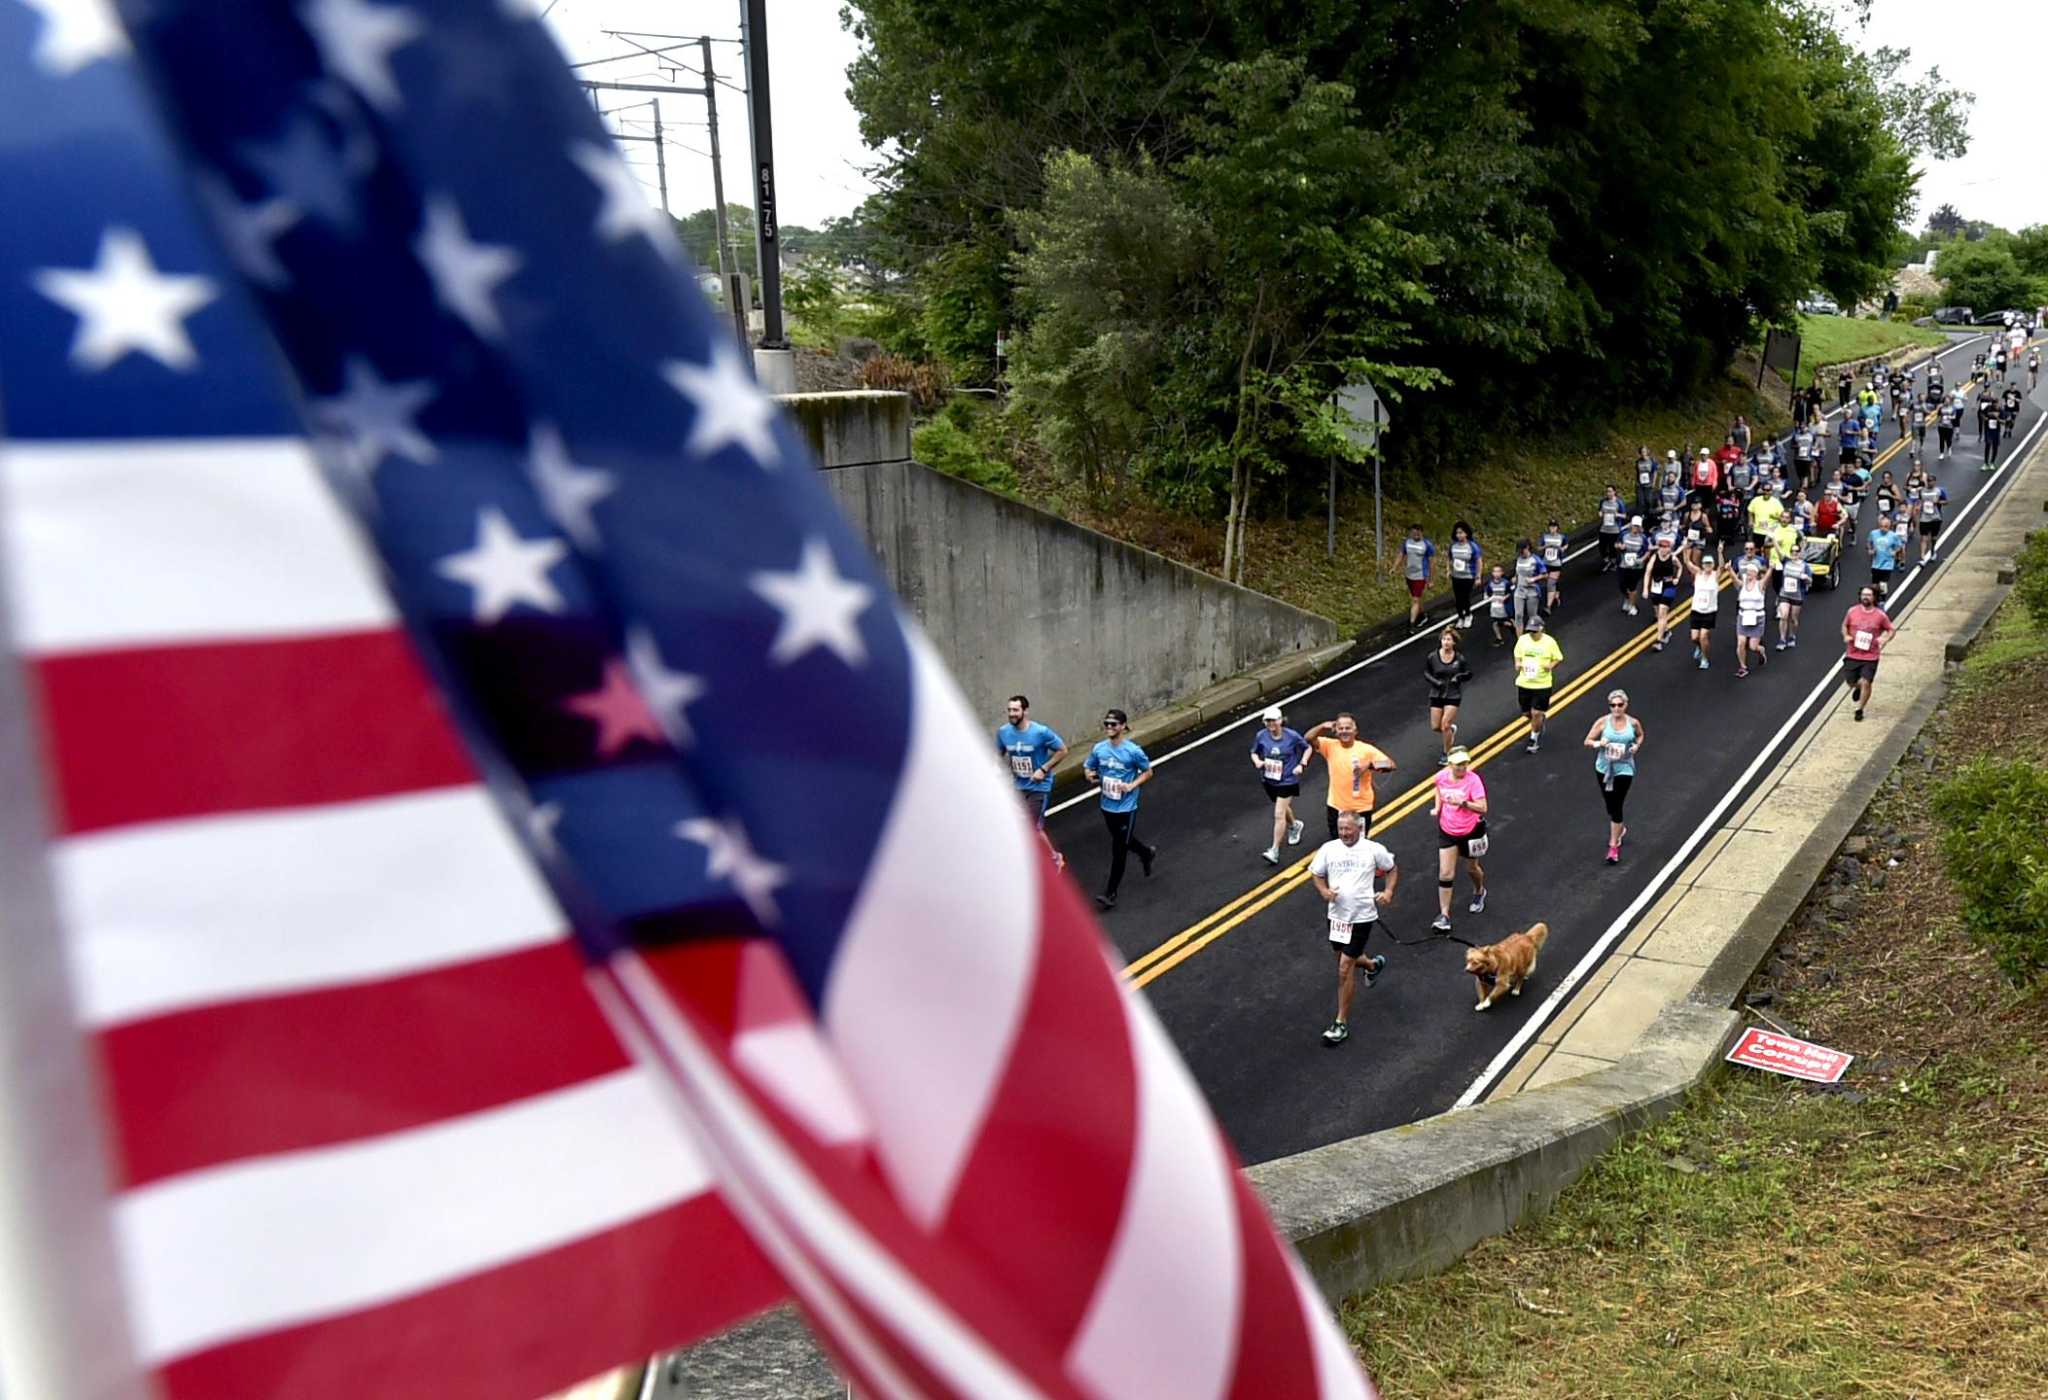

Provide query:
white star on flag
left=568, top=142, right=681, bottom=259
left=626, top=625, right=707, bottom=747
left=676, top=815, right=788, bottom=925
left=312, top=356, right=438, bottom=475
left=415, top=194, right=521, bottom=340
left=435, top=506, right=568, bottom=625
left=32, top=227, right=217, bottom=372
left=20, top=0, right=129, bottom=75
left=302, top=0, right=422, bottom=112
left=750, top=537, right=874, bottom=668
left=198, top=175, right=300, bottom=288
left=527, top=423, right=616, bottom=550
left=663, top=342, right=781, bottom=469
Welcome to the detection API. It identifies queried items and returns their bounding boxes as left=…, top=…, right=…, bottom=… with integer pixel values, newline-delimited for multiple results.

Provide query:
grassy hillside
left=1793, top=313, right=1946, bottom=386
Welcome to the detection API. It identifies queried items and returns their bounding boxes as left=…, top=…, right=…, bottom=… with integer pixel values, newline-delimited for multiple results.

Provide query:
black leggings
left=1597, top=772, right=1634, bottom=823
left=1102, top=809, right=1155, bottom=897
left=1451, top=577, right=1474, bottom=616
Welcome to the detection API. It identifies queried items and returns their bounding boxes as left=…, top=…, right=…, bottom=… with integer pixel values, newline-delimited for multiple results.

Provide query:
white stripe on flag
left=60, top=787, right=560, bottom=1026
left=1291, top=1259, right=1377, bottom=1400
left=824, top=630, right=1039, bottom=1229
left=117, top=1068, right=711, bottom=1365
left=0, top=438, right=391, bottom=653
left=1066, top=994, right=1244, bottom=1400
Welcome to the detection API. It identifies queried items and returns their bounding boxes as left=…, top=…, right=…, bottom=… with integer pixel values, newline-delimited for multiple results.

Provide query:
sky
left=544, top=0, right=2047, bottom=235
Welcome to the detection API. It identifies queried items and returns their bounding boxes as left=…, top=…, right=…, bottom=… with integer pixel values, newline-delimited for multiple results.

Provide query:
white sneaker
left=1287, top=819, right=1304, bottom=846
left=1261, top=847, right=1280, bottom=866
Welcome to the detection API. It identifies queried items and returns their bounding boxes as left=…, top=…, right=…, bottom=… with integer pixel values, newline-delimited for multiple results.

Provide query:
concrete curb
left=1246, top=1002, right=1739, bottom=1298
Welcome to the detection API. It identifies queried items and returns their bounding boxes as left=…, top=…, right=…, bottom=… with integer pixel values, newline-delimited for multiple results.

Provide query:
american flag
left=0, top=3, right=1374, bottom=1398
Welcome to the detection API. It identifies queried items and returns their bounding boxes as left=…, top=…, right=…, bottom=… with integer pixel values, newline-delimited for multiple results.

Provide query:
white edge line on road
left=1048, top=331, right=1991, bottom=820
left=1452, top=363, right=2042, bottom=1110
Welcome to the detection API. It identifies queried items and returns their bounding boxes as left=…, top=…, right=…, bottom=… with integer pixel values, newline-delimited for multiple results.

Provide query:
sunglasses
left=1102, top=720, right=1122, bottom=728
left=1609, top=701, right=1628, bottom=708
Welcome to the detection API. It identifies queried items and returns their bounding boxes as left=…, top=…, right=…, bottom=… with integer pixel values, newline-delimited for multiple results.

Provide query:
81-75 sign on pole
left=1332, top=380, right=1388, bottom=562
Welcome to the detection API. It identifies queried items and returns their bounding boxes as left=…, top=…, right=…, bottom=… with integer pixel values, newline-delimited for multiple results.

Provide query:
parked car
left=1797, top=294, right=1840, bottom=316
left=1930, top=306, right=1975, bottom=326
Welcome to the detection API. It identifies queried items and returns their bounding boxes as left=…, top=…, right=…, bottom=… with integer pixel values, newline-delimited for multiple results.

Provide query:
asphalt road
left=1043, top=329, right=2043, bottom=1167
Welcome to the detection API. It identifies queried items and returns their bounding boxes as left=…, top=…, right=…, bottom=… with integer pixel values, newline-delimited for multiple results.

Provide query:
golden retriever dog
left=1465, top=922, right=1549, bottom=1011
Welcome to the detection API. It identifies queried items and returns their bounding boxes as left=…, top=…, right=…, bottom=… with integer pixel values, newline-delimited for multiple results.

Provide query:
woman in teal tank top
left=1583, top=689, right=1644, bottom=864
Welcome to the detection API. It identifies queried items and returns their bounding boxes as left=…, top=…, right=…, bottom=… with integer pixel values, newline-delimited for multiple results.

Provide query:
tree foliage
left=840, top=0, right=1973, bottom=517
left=1936, top=236, right=2048, bottom=315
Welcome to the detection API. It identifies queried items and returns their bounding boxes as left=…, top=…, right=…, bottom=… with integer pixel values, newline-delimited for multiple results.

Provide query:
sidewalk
left=1487, top=403, right=2045, bottom=1100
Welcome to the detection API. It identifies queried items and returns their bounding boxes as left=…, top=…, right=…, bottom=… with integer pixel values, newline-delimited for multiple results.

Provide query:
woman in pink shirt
left=1430, top=747, right=1489, bottom=932
left=1841, top=584, right=1897, bottom=722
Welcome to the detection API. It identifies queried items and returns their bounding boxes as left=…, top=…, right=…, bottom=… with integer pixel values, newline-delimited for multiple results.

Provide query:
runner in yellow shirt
left=1301, top=713, right=1397, bottom=840
left=1510, top=617, right=1564, bottom=753
left=1746, top=491, right=1785, bottom=553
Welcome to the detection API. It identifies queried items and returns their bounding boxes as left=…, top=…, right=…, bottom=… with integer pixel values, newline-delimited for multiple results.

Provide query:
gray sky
left=546, top=0, right=2044, bottom=235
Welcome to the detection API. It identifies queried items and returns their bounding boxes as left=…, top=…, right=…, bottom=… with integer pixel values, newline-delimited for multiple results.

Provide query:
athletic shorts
left=1871, top=566, right=1895, bottom=591
left=1844, top=657, right=1880, bottom=686
left=1655, top=583, right=1679, bottom=604
left=1691, top=607, right=1718, bottom=630
left=1429, top=692, right=1462, bottom=712
left=1516, top=684, right=1551, bottom=715
left=1738, top=614, right=1766, bottom=640
left=1920, top=519, right=1942, bottom=538
left=1262, top=781, right=1302, bottom=801
left=1018, top=787, right=1051, bottom=830
left=1332, top=917, right=1377, bottom=962
left=1438, top=820, right=1488, bottom=856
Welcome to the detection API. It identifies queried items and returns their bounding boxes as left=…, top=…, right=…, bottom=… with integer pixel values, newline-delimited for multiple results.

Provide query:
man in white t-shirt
left=1310, top=810, right=1399, bottom=1046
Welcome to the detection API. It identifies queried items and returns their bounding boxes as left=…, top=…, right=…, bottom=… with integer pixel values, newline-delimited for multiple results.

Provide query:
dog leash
left=1374, top=916, right=1482, bottom=951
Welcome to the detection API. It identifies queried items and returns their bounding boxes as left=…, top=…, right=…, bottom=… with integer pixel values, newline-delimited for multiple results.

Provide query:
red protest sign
left=1726, top=1027, right=1854, bottom=1084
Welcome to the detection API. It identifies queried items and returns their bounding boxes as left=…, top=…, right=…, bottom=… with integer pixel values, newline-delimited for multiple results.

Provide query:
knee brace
left=1438, top=878, right=1455, bottom=889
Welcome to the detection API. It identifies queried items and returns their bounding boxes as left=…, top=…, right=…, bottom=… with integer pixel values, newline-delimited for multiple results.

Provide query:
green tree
left=1937, top=237, right=2046, bottom=314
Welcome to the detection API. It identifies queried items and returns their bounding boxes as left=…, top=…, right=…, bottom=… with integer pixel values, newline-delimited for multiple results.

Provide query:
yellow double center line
left=1125, top=401, right=1941, bottom=989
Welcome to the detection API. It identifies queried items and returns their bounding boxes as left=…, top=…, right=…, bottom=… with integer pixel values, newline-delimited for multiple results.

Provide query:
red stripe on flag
left=36, top=629, right=473, bottom=836
left=1222, top=1167, right=1322, bottom=1400
left=99, top=941, right=626, bottom=1188
left=940, top=862, right=1137, bottom=1348
left=153, top=1193, right=784, bottom=1400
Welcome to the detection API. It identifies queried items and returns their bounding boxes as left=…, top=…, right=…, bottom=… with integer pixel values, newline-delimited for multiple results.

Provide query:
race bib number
left=1490, top=597, right=1508, bottom=618
left=1261, top=758, right=1284, bottom=782
left=1519, top=658, right=1545, bottom=682
left=1781, top=575, right=1802, bottom=596
left=1605, top=741, right=1630, bottom=763
left=1545, top=548, right=1561, bottom=564
left=1327, top=916, right=1353, bottom=945
left=1853, top=630, right=1874, bottom=652
left=1465, top=834, right=1490, bottom=858
left=1008, top=753, right=1034, bottom=779
left=1622, top=551, right=1642, bottom=569
left=1101, top=777, right=1128, bottom=800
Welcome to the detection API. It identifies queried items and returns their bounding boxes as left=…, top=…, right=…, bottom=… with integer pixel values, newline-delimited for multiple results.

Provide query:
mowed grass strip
left=1343, top=594, right=2048, bottom=1400
left=1792, top=313, right=1948, bottom=386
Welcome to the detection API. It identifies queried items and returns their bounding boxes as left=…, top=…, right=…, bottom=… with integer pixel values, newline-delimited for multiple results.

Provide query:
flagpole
left=0, top=502, right=146, bottom=1400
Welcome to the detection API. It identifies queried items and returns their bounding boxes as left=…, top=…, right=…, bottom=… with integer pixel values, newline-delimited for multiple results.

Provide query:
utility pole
left=737, top=0, right=786, bottom=351
left=647, top=101, right=669, bottom=218
left=699, top=36, right=745, bottom=348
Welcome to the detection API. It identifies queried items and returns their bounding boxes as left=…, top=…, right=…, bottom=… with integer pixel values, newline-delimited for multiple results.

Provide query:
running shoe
left=1691, top=645, right=1701, bottom=661
left=1261, top=847, right=1280, bottom=866
left=1788, top=637, right=1798, bottom=649
left=1697, top=658, right=1709, bottom=671
left=1322, top=1020, right=1350, bottom=1046
left=1139, top=845, right=1158, bottom=877
left=1525, top=738, right=1541, bottom=754
left=1854, top=707, right=1865, bottom=722
left=1432, top=915, right=1453, bottom=932
left=1287, top=819, right=1304, bottom=845
left=1652, top=639, right=1666, bottom=652
left=1774, top=639, right=1788, bottom=651
left=1469, top=889, right=1487, bottom=914
left=1625, top=603, right=1639, bottom=616
left=1095, top=893, right=1117, bottom=910
left=1363, top=954, right=1388, bottom=986
left=1605, top=844, right=1620, bottom=864
left=1437, top=753, right=1452, bottom=766
left=1736, top=666, right=1749, bottom=678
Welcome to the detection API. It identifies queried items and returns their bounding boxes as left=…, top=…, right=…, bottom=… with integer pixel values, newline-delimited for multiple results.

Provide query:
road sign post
left=1333, top=380, right=1389, bottom=563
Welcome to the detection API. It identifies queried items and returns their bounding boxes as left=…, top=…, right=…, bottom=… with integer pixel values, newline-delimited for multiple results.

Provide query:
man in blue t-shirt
left=1249, top=705, right=1311, bottom=865
left=995, top=695, right=1067, bottom=828
left=1866, top=516, right=1905, bottom=603
left=1084, top=709, right=1157, bottom=910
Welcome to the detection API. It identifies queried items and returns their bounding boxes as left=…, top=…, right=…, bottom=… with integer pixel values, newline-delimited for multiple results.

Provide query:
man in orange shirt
left=1301, top=713, right=1398, bottom=840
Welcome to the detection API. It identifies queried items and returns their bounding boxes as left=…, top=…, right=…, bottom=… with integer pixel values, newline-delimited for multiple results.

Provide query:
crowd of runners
left=994, top=327, right=2035, bottom=1045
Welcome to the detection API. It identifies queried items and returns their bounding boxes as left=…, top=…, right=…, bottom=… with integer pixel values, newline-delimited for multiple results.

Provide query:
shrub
left=1929, top=757, right=2048, bottom=985
left=2014, top=529, right=2048, bottom=634
left=857, top=353, right=949, bottom=413
left=913, top=402, right=1019, bottom=495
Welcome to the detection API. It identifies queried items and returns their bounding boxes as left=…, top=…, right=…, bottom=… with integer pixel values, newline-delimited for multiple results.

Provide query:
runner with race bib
left=1249, top=705, right=1310, bottom=866
left=1083, top=709, right=1156, bottom=910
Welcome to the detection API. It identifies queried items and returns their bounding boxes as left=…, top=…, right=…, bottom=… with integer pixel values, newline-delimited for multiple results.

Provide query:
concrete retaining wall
left=787, top=392, right=1342, bottom=751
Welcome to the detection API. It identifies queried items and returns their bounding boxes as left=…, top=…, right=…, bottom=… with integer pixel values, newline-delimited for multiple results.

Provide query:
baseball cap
left=1260, top=705, right=1283, bottom=721
left=1666, top=449, right=1679, bottom=460
left=1527, top=616, right=1546, bottom=631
